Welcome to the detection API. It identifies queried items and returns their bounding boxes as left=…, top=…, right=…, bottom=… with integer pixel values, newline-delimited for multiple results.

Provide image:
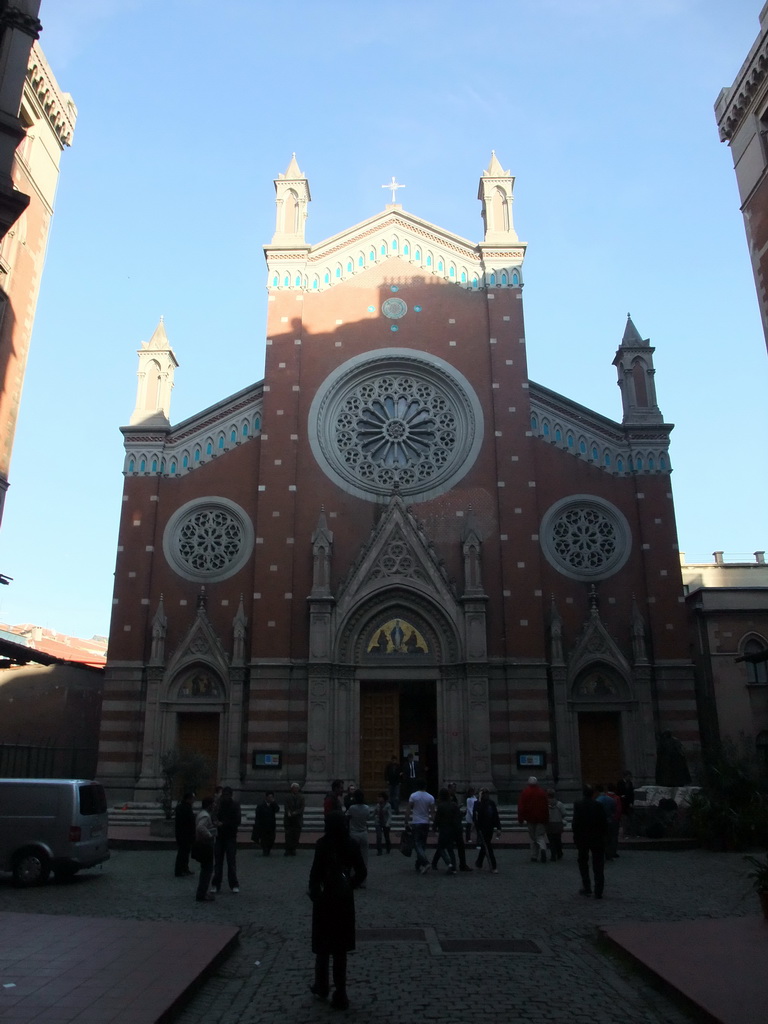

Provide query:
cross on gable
left=382, top=176, right=405, bottom=203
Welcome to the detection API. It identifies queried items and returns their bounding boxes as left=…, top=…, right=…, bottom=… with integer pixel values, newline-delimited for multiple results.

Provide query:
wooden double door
left=176, top=712, right=219, bottom=797
left=577, top=712, right=622, bottom=789
left=360, top=681, right=437, bottom=798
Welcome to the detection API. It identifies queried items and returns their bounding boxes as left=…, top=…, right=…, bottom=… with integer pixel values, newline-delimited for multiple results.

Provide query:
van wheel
left=12, top=849, right=51, bottom=887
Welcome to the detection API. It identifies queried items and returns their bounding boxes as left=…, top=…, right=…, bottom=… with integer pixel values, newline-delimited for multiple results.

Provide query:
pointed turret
left=129, top=317, right=178, bottom=427
left=478, top=151, right=518, bottom=243
left=612, top=314, right=663, bottom=425
left=477, top=152, right=525, bottom=288
left=271, top=153, right=311, bottom=245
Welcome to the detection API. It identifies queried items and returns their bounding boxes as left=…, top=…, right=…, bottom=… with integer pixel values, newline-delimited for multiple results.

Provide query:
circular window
left=308, top=349, right=483, bottom=502
left=540, top=496, right=631, bottom=581
left=382, top=298, right=407, bottom=319
left=163, top=497, right=254, bottom=582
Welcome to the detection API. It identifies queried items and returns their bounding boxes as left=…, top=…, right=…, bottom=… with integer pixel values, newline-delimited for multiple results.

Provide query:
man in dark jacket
left=212, top=786, right=242, bottom=892
left=174, top=792, right=196, bottom=877
left=253, top=791, right=280, bottom=855
left=572, top=784, right=608, bottom=898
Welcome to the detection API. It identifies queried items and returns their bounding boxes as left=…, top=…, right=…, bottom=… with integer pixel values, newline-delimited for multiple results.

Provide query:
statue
left=655, top=731, right=691, bottom=786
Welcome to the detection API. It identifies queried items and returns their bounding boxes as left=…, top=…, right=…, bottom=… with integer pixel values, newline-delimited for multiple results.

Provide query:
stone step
left=109, top=804, right=574, bottom=830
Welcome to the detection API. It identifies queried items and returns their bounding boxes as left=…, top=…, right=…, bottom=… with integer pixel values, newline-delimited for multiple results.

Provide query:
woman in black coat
left=308, top=810, right=367, bottom=1010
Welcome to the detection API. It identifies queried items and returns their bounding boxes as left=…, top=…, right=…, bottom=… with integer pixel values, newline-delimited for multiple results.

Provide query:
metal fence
left=0, top=741, right=97, bottom=779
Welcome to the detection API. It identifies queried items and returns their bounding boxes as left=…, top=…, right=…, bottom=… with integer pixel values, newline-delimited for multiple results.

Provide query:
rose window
left=309, top=350, right=482, bottom=501
left=540, top=497, right=631, bottom=581
left=178, top=508, right=244, bottom=573
left=163, top=498, right=254, bottom=582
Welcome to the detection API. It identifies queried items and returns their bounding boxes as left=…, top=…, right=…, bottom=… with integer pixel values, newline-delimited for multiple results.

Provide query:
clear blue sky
left=0, top=0, right=765, bottom=640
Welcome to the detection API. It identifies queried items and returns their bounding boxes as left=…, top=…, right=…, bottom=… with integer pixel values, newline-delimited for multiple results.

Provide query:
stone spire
left=149, top=595, right=167, bottom=666
left=271, top=153, right=311, bottom=245
left=311, top=507, right=334, bottom=597
left=478, top=151, right=518, bottom=243
left=612, top=314, right=663, bottom=425
left=232, top=594, right=248, bottom=666
left=129, top=317, right=178, bottom=427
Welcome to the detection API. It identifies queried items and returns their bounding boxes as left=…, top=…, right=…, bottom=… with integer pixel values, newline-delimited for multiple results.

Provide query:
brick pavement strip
left=0, top=846, right=752, bottom=1024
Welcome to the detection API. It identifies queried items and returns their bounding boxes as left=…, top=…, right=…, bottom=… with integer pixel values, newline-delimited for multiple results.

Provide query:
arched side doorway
left=571, top=664, right=633, bottom=788
left=165, top=665, right=226, bottom=797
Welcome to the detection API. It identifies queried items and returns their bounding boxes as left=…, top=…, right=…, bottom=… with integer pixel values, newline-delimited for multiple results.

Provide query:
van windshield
left=79, top=784, right=107, bottom=815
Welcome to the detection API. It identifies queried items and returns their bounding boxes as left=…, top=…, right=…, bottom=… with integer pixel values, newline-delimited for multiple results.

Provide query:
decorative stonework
left=540, top=496, right=631, bottom=581
left=163, top=497, right=254, bottom=583
left=528, top=382, right=671, bottom=476
left=123, top=390, right=263, bottom=478
left=308, top=350, right=483, bottom=503
left=716, top=28, right=768, bottom=142
left=265, top=208, right=525, bottom=293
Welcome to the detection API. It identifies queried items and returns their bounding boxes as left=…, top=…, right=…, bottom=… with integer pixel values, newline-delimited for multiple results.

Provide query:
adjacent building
left=683, top=552, right=768, bottom=767
left=0, top=40, right=75, bottom=524
left=99, top=156, right=700, bottom=803
left=0, top=1, right=41, bottom=241
left=715, top=2, right=768, bottom=353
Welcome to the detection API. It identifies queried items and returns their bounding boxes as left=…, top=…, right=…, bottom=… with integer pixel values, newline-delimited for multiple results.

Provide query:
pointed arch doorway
left=360, top=679, right=437, bottom=799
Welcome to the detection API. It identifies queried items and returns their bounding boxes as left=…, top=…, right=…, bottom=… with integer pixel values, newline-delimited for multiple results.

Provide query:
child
left=546, top=788, right=566, bottom=861
left=374, top=791, right=392, bottom=854
left=463, top=786, right=477, bottom=845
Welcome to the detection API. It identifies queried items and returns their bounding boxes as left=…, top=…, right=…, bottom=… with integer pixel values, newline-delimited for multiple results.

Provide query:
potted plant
left=743, top=853, right=768, bottom=918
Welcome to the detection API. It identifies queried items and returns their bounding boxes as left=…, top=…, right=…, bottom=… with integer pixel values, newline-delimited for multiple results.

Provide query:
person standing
left=385, top=756, right=402, bottom=814
left=405, top=777, right=435, bottom=874
left=464, top=786, right=478, bottom=846
left=343, top=783, right=356, bottom=813
left=402, top=752, right=418, bottom=801
left=572, top=784, right=608, bottom=898
left=545, top=788, right=566, bottom=861
left=252, top=791, right=280, bottom=855
left=324, top=779, right=344, bottom=817
left=174, top=791, right=196, bottom=877
left=473, top=788, right=502, bottom=872
left=595, top=784, right=621, bottom=860
left=212, top=786, right=241, bottom=892
left=447, top=782, right=472, bottom=871
left=284, top=782, right=305, bottom=856
left=193, top=796, right=216, bottom=902
left=374, top=791, right=392, bottom=854
left=617, top=770, right=635, bottom=836
left=517, top=776, right=550, bottom=863
left=345, top=789, right=371, bottom=867
left=308, top=810, right=367, bottom=1011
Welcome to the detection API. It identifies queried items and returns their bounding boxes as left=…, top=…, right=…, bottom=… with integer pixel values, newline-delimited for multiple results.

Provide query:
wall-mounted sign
left=252, top=751, right=282, bottom=769
left=516, top=751, right=546, bottom=770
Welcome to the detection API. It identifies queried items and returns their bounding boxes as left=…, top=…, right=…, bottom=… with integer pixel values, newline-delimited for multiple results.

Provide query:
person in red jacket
left=517, top=776, right=550, bottom=863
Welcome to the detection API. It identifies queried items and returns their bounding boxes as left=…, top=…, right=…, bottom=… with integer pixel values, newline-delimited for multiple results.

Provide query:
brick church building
left=98, top=155, right=700, bottom=803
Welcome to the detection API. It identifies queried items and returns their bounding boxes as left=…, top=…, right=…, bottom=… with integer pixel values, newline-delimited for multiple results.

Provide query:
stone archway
left=571, top=664, right=632, bottom=788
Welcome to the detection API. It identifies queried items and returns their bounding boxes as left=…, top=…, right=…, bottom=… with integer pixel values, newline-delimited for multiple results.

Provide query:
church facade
left=98, top=155, right=699, bottom=803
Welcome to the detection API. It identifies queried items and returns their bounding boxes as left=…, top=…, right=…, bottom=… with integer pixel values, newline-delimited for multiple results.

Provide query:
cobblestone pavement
left=0, top=845, right=754, bottom=1024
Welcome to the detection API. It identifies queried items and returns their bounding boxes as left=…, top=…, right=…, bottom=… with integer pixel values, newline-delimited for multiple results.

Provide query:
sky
left=0, top=0, right=766, bottom=640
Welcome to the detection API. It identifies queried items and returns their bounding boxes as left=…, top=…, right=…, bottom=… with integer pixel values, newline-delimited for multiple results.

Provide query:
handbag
left=399, top=828, right=414, bottom=857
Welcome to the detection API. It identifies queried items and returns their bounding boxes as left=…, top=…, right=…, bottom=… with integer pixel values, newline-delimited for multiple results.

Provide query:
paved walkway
left=0, top=841, right=764, bottom=1023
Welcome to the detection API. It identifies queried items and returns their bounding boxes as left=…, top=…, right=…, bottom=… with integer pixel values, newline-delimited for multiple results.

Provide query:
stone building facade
left=99, top=156, right=699, bottom=803
left=683, top=552, right=768, bottom=766
left=0, top=40, right=75, bottom=524
left=715, top=1, right=768, bottom=354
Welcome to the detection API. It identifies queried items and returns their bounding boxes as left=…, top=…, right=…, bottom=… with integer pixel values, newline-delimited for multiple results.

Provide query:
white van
left=0, top=778, right=110, bottom=886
